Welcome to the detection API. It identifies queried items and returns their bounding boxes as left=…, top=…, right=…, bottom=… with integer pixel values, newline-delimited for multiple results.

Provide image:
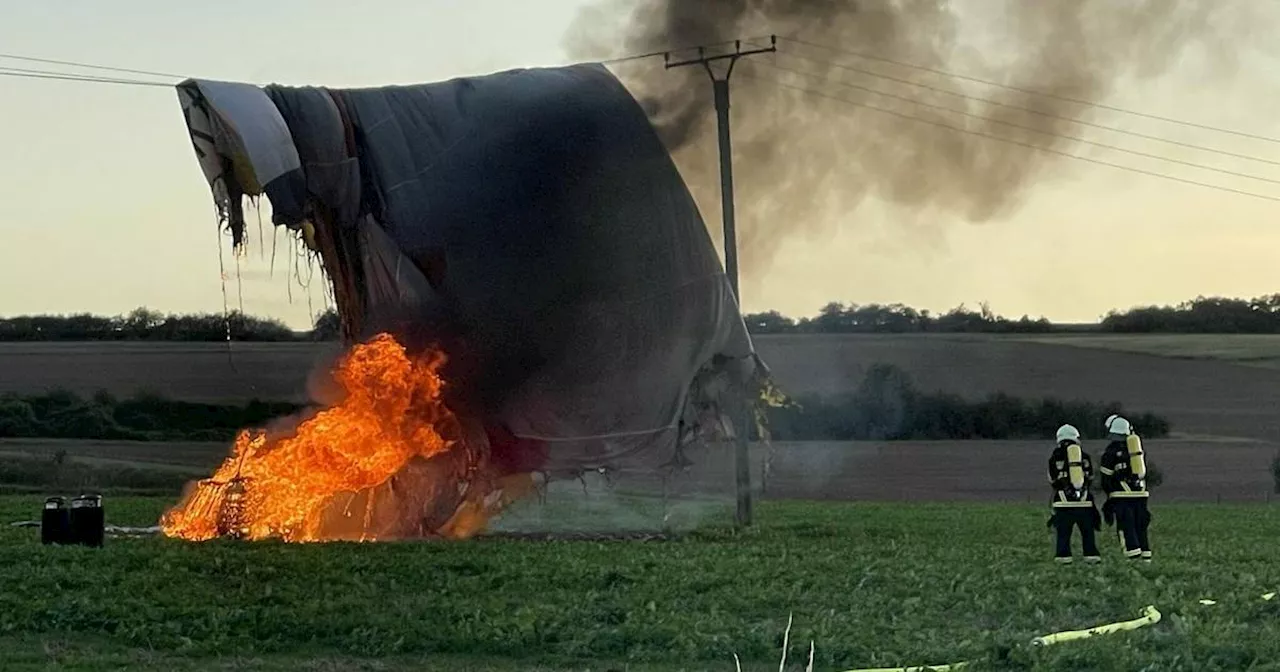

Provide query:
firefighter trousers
left=1111, top=498, right=1152, bottom=560
left=1052, top=507, right=1100, bottom=562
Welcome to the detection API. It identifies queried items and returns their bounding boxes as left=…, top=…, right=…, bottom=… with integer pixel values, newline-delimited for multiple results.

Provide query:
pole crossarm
left=664, top=36, right=778, bottom=80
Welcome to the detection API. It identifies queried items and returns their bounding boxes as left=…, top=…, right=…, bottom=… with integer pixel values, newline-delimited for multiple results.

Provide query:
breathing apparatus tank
left=1110, top=416, right=1146, bottom=484
left=1067, top=442, right=1086, bottom=491
left=1054, top=424, right=1086, bottom=498
left=1126, top=433, right=1146, bottom=480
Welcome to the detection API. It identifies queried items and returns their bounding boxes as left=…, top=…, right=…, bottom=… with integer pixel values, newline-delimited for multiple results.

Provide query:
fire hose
left=836, top=606, right=1162, bottom=672
left=835, top=593, right=1275, bottom=672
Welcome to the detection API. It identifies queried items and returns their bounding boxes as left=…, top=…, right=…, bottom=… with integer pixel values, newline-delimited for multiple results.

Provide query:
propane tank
left=69, top=494, right=104, bottom=547
left=1126, top=433, right=1147, bottom=480
left=1066, top=443, right=1086, bottom=491
left=41, top=496, right=70, bottom=545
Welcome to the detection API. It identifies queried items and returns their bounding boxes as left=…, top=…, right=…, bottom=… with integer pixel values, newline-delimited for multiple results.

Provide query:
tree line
left=4, top=293, right=1280, bottom=341
left=1098, top=295, right=1280, bottom=333
left=745, top=302, right=1056, bottom=334
left=0, top=308, right=338, bottom=342
left=748, top=294, right=1280, bottom=335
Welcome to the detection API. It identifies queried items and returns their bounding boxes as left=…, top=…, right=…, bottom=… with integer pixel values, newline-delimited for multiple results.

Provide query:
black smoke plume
left=566, top=0, right=1252, bottom=288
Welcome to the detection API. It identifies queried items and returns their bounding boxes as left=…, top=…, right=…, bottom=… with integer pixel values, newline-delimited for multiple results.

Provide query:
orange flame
left=161, top=333, right=526, bottom=542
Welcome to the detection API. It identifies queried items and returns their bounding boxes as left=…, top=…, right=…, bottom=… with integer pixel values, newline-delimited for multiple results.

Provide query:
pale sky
left=3, top=1, right=1279, bottom=329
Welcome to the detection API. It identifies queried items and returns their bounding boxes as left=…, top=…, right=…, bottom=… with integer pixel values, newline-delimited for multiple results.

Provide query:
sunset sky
left=3, top=0, right=1278, bottom=329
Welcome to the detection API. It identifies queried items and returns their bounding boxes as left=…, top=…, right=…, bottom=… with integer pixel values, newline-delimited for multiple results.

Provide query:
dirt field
left=0, top=438, right=223, bottom=474
left=1018, top=333, right=1280, bottom=369
left=0, top=341, right=338, bottom=404
left=2, top=335, right=1277, bottom=504
left=756, top=334, right=1280, bottom=443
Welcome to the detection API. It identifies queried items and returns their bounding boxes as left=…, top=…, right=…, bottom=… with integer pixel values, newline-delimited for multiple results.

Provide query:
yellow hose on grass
left=838, top=605, right=1161, bottom=672
left=1030, top=605, right=1161, bottom=647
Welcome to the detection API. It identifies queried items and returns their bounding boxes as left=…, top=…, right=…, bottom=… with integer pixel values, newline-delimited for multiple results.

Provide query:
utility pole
left=666, top=36, right=776, bottom=528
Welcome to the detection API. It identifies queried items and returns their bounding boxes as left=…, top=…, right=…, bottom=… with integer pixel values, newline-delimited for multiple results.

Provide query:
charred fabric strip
left=174, top=64, right=763, bottom=486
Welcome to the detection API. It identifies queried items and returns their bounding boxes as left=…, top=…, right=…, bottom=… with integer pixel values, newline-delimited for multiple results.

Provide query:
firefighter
left=1099, top=415, right=1152, bottom=561
left=1047, top=424, right=1101, bottom=563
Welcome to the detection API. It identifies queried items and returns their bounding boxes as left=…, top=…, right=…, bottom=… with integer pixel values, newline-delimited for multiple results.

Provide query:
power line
left=0, top=38, right=735, bottom=91
left=775, top=50, right=1280, bottom=170
left=599, top=49, right=675, bottom=65
left=781, top=36, right=1280, bottom=146
left=740, top=69, right=1280, bottom=204
left=0, top=52, right=184, bottom=80
left=0, top=67, right=173, bottom=87
left=758, top=60, right=1280, bottom=188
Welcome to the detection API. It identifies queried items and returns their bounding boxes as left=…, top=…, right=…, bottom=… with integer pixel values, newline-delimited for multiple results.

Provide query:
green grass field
left=2, top=498, right=1277, bottom=671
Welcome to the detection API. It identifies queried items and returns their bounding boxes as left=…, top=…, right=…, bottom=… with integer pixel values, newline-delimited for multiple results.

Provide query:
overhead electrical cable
left=740, top=68, right=1280, bottom=204
left=757, top=59, right=1280, bottom=187
left=781, top=36, right=1280, bottom=146
left=774, top=49, right=1280, bottom=169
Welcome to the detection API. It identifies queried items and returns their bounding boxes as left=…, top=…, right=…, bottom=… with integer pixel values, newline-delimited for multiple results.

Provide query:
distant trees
left=748, top=294, right=1280, bottom=335
left=0, top=308, right=326, bottom=342
left=311, top=309, right=342, bottom=341
left=1100, top=294, right=1280, bottom=333
left=743, top=302, right=1054, bottom=335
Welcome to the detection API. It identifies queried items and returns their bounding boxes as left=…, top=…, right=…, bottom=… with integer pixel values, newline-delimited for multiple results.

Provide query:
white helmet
left=1056, top=424, right=1081, bottom=443
left=1104, top=414, right=1119, bottom=431
left=1108, top=416, right=1132, bottom=436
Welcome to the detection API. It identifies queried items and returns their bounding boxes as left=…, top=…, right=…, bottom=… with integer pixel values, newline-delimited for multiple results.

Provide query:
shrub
left=1271, top=452, right=1280, bottom=495
left=46, top=404, right=136, bottom=440
left=0, top=398, right=38, bottom=437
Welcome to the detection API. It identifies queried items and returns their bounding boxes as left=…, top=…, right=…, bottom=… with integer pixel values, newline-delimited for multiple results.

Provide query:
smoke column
left=565, top=0, right=1252, bottom=290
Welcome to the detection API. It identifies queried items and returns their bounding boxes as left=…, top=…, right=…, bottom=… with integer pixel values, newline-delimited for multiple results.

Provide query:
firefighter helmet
left=1056, top=424, right=1081, bottom=444
left=1108, top=416, right=1132, bottom=436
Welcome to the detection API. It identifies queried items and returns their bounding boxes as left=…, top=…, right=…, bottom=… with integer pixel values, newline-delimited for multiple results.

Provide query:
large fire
left=161, top=333, right=532, bottom=542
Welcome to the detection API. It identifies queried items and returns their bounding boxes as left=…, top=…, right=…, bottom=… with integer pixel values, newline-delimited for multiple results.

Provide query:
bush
left=759, top=365, right=1172, bottom=442
left=46, top=404, right=144, bottom=441
left=1271, top=453, right=1280, bottom=495
left=0, top=398, right=38, bottom=437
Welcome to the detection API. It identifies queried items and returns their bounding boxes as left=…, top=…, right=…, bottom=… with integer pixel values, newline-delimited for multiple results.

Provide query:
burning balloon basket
left=209, top=476, right=253, bottom=540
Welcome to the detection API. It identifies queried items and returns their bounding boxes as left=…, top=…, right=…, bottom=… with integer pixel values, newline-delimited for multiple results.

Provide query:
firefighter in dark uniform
left=1099, top=414, right=1152, bottom=562
left=1047, top=424, right=1101, bottom=563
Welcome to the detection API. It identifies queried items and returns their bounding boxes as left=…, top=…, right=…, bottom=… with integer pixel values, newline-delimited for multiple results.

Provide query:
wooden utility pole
left=666, top=36, right=776, bottom=528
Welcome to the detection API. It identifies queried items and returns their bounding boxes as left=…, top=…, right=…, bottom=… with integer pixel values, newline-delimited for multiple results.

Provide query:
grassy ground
left=2, top=497, right=1277, bottom=671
